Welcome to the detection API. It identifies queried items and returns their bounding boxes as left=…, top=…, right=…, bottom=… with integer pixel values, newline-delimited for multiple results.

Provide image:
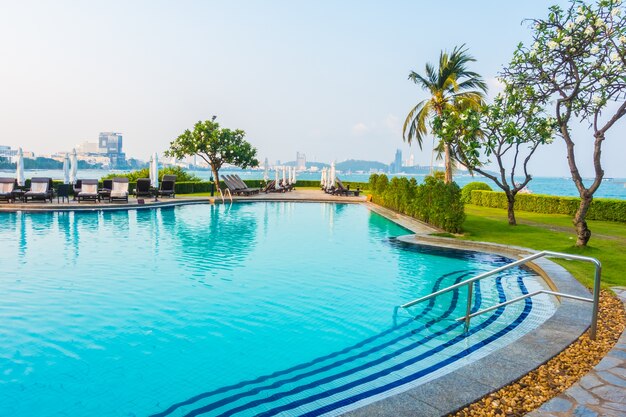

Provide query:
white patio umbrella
left=70, top=148, right=78, bottom=184
left=263, top=163, right=269, bottom=182
left=282, top=166, right=287, bottom=187
left=62, top=153, right=70, bottom=184
left=292, top=167, right=297, bottom=185
left=320, top=168, right=326, bottom=188
left=275, top=168, right=280, bottom=187
left=329, top=162, right=336, bottom=188
left=16, top=147, right=25, bottom=186
left=150, top=153, right=159, bottom=189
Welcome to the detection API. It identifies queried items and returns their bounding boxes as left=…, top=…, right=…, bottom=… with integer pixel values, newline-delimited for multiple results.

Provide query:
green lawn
left=459, top=205, right=626, bottom=288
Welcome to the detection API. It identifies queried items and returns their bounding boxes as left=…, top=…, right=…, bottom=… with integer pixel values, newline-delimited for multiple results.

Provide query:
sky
left=1, top=0, right=624, bottom=177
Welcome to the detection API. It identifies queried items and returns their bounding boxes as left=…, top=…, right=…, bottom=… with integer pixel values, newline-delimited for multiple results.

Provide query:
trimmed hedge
left=461, top=181, right=492, bottom=203
left=470, top=190, right=626, bottom=222
left=369, top=174, right=465, bottom=233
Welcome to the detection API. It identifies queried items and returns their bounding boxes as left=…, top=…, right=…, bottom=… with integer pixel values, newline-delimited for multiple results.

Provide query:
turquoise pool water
left=0, top=203, right=555, bottom=416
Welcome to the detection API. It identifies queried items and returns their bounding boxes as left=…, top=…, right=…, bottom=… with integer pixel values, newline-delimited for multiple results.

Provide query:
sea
left=2, top=169, right=625, bottom=200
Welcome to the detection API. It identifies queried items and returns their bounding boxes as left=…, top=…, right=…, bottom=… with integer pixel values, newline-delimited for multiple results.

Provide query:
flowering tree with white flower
left=433, top=86, right=556, bottom=225
left=503, top=0, right=626, bottom=245
left=165, top=117, right=259, bottom=190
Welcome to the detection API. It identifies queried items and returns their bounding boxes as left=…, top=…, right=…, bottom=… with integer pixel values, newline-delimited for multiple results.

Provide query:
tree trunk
left=444, top=143, right=453, bottom=184
left=506, top=193, right=517, bottom=226
left=211, top=166, right=220, bottom=192
left=573, top=194, right=593, bottom=246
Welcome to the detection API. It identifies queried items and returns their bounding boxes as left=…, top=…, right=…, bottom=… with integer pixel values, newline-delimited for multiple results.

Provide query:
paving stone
left=603, top=402, right=626, bottom=414
left=607, top=349, right=626, bottom=360
left=565, top=385, right=599, bottom=406
left=590, top=385, right=626, bottom=403
left=593, top=356, right=622, bottom=371
left=342, top=390, right=441, bottom=417
left=596, top=370, right=626, bottom=387
left=526, top=411, right=558, bottom=417
left=608, top=366, right=626, bottom=378
left=572, top=405, right=599, bottom=417
left=540, top=397, right=574, bottom=413
left=578, top=374, right=603, bottom=390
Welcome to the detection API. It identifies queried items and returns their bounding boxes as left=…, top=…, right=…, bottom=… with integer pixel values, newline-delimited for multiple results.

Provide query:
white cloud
left=351, top=122, right=369, bottom=135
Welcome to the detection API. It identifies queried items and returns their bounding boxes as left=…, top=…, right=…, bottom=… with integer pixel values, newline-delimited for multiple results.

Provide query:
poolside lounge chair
left=0, top=177, right=16, bottom=203
left=332, top=178, right=360, bottom=196
left=264, top=179, right=287, bottom=193
left=109, top=177, right=129, bottom=203
left=77, top=179, right=99, bottom=202
left=157, top=175, right=176, bottom=198
left=223, top=175, right=255, bottom=196
left=24, top=177, right=53, bottom=203
left=229, top=175, right=260, bottom=195
left=134, top=178, right=152, bottom=198
left=72, top=179, right=82, bottom=200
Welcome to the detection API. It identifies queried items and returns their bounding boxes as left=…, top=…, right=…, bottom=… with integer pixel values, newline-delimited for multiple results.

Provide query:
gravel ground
left=451, top=290, right=626, bottom=417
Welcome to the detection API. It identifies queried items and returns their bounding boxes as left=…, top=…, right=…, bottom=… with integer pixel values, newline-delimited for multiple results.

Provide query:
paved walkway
left=528, top=287, right=626, bottom=417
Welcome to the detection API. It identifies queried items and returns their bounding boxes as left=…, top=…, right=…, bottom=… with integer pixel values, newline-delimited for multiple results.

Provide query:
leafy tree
left=403, top=45, right=487, bottom=184
left=165, top=117, right=259, bottom=189
left=503, top=0, right=626, bottom=245
left=433, top=86, right=556, bottom=225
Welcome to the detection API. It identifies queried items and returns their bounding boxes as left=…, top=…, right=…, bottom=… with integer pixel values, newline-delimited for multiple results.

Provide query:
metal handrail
left=218, top=188, right=233, bottom=204
left=400, top=250, right=601, bottom=339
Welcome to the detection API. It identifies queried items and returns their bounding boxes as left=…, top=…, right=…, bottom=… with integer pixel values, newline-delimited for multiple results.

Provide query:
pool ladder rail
left=400, top=251, right=601, bottom=340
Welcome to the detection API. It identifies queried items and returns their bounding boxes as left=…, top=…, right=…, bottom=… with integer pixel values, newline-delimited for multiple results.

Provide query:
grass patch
left=430, top=232, right=456, bottom=238
left=460, top=205, right=626, bottom=288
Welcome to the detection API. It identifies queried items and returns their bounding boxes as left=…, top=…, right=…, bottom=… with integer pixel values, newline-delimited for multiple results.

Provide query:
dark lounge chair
left=77, top=179, right=99, bottom=202
left=72, top=179, right=82, bottom=200
left=134, top=178, right=152, bottom=198
left=332, top=178, right=360, bottom=196
left=264, top=179, right=287, bottom=193
left=99, top=179, right=113, bottom=201
left=57, top=184, right=70, bottom=203
left=109, top=177, right=129, bottom=203
left=0, top=177, right=16, bottom=203
left=157, top=175, right=176, bottom=198
left=24, top=177, right=53, bottom=203
left=229, top=175, right=260, bottom=195
left=223, top=175, right=254, bottom=196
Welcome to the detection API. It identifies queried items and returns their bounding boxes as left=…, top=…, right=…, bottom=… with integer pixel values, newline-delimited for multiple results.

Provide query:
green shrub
left=102, top=166, right=201, bottom=182
left=470, top=190, right=626, bottom=222
left=369, top=174, right=465, bottom=233
left=461, top=181, right=492, bottom=203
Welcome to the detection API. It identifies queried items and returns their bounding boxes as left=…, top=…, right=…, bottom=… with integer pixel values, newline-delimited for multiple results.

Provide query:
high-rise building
left=296, top=152, right=306, bottom=170
left=98, top=132, right=126, bottom=167
left=390, top=149, right=402, bottom=173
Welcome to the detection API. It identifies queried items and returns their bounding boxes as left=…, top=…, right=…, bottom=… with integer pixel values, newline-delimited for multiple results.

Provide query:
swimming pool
left=0, top=202, right=556, bottom=416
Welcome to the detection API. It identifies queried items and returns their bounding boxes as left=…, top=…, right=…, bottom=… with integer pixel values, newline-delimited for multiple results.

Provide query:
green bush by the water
left=101, top=166, right=201, bottom=182
left=461, top=181, right=492, bottom=203
left=368, top=174, right=465, bottom=233
left=470, top=190, right=626, bottom=222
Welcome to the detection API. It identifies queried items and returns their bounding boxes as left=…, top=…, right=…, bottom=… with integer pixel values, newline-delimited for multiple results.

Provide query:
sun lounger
left=77, top=179, right=99, bottom=202
left=24, top=177, right=53, bottom=203
left=264, top=179, right=287, bottom=193
left=332, top=178, right=360, bottom=196
left=230, top=175, right=260, bottom=195
left=157, top=175, right=176, bottom=198
left=109, top=177, right=129, bottom=203
left=134, top=178, right=152, bottom=198
left=223, top=175, right=256, bottom=196
left=0, top=177, right=16, bottom=203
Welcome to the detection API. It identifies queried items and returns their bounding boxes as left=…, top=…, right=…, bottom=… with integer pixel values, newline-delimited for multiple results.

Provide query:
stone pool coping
left=0, top=193, right=597, bottom=416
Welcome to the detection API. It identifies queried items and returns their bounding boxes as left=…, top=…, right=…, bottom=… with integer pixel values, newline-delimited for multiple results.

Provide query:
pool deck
left=1, top=190, right=622, bottom=416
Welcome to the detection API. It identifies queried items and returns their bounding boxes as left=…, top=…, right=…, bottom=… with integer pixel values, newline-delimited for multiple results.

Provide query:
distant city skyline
left=1, top=1, right=625, bottom=177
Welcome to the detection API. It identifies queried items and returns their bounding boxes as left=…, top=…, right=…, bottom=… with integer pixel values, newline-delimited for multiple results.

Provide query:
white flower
left=566, top=22, right=576, bottom=30
left=570, top=47, right=576, bottom=52
left=592, top=96, right=603, bottom=105
left=548, top=40, right=559, bottom=50
left=584, top=26, right=594, bottom=36
left=595, top=17, right=605, bottom=27
left=610, top=51, right=621, bottom=62
left=459, top=113, right=468, bottom=121
left=590, top=45, right=600, bottom=54
left=577, top=6, right=584, bottom=13
left=442, top=121, right=448, bottom=127
left=563, top=36, right=573, bottom=45
left=575, top=15, right=585, bottom=24
left=620, top=35, right=626, bottom=44
left=611, top=8, right=622, bottom=17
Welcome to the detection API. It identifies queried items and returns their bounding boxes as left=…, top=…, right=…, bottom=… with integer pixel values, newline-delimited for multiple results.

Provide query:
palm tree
left=403, top=45, right=487, bottom=183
